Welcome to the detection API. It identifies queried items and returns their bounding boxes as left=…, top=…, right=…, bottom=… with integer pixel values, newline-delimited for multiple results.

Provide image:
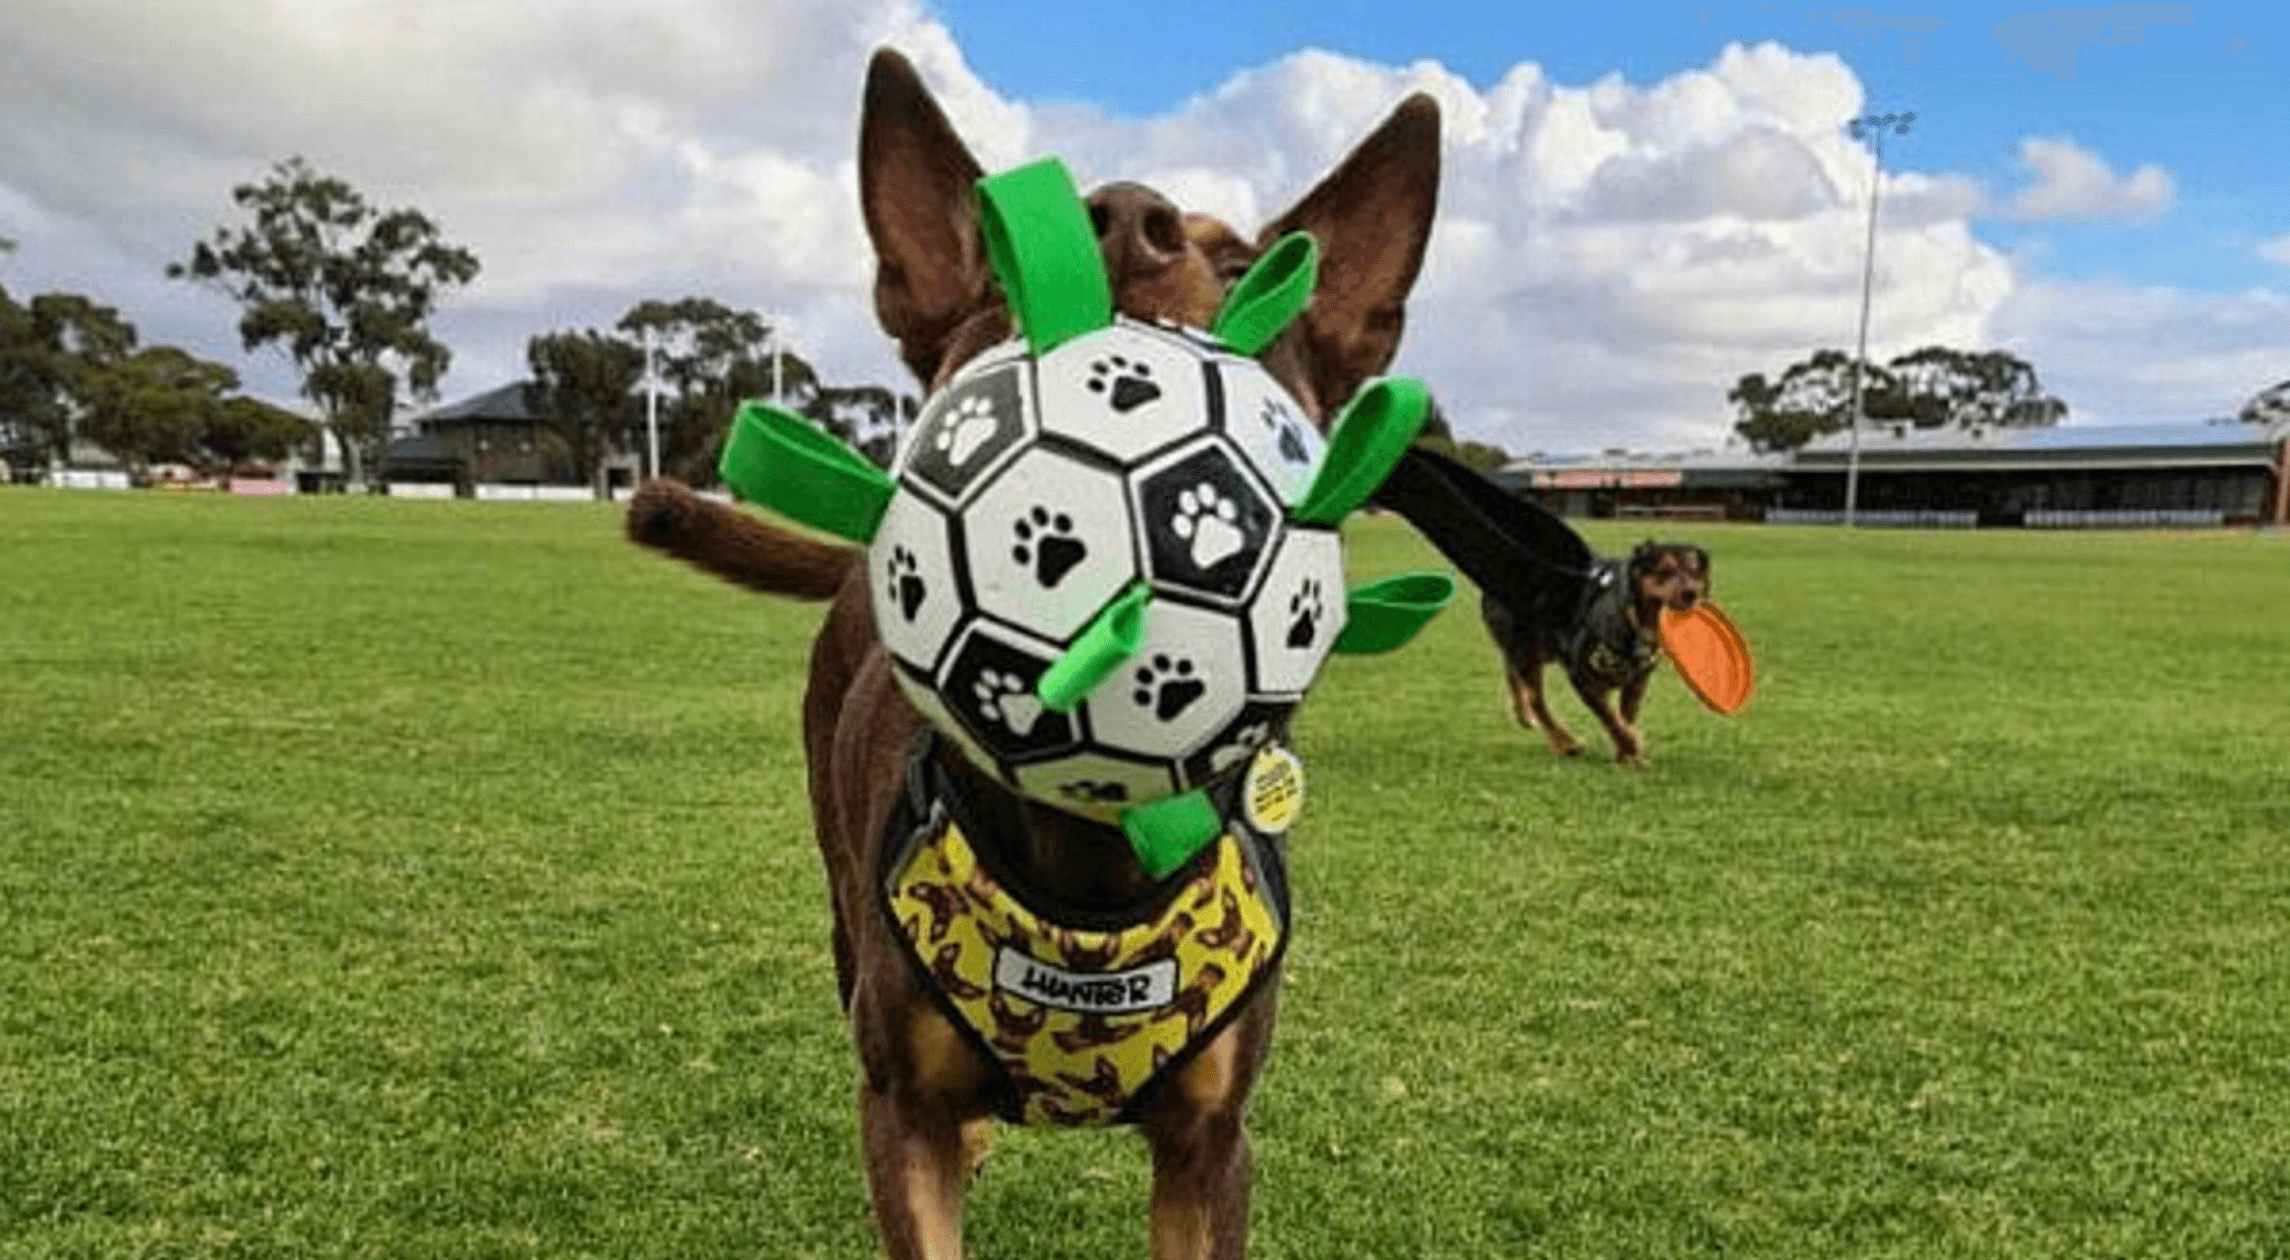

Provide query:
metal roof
left=1793, top=420, right=2284, bottom=472
left=1502, top=420, right=2286, bottom=481
left=414, top=381, right=545, bottom=426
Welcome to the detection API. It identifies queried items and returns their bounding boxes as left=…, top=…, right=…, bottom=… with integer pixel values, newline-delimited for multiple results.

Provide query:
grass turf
left=2, top=487, right=2284, bottom=1258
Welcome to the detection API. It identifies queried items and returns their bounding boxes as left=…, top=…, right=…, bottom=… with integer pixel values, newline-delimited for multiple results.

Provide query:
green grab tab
left=976, top=158, right=1112, bottom=357
left=1332, top=570, right=1456, bottom=655
left=1036, top=582, right=1153, bottom=714
left=1292, top=375, right=1432, bottom=525
left=1121, top=788, right=1222, bottom=880
left=717, top=400, right=895, bottom=543
left=1210, top=231, right=1317, bottom=356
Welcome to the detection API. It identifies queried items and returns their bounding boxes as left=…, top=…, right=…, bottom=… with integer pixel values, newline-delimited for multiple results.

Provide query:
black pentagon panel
left=1132, top=439, right=1280, bottom=607
left=901, top=360, right=1032, bottom=507
left=938, top=623, right=1080, bottom=764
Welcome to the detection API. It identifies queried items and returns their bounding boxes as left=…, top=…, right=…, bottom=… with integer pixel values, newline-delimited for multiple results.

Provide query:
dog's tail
left=625, top=478, right=855, bottom=600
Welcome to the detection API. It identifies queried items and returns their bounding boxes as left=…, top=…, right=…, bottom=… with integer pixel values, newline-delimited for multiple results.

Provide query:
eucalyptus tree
left=170, top=157, right=480, bottom=487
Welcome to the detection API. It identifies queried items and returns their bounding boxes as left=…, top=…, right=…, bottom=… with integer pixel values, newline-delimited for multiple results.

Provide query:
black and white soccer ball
left=869, top=317, right=1347, bottom=819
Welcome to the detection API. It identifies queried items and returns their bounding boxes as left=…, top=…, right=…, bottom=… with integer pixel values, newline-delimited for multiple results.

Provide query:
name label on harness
left=992, top=947, right=1176, bottom=1015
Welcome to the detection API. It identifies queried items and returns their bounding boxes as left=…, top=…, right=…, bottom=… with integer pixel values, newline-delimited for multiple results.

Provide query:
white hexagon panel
left=899, top=354, right=1035, bottom=508
left=1011, top=750, right=1179, bottom=824
left=870, top=492, right=966, bottom=677
left=1085, top=600, right=1248, bottom=764
left=1033, top=319, right=1212, bottom=465
left=1130, top=437, right=1281, bottom=609
left=962, top=448, right=1137, bottom=645
left=1216, top=355, right=1325, bottom=508
left=1243, top=525, right=1348, bottom=697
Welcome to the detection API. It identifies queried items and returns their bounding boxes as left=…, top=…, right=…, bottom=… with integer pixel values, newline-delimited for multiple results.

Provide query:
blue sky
left=4, top=1, right=2286, bottom=452
left=936, top=0, right=2284, bottom=292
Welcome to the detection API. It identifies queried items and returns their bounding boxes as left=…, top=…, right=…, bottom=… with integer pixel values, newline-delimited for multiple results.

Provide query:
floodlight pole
left=772, top=314, right=791, bottom=407
left=1844, top=110, right=1914, bottom=528
left=644, top=327, right=662, bottom=481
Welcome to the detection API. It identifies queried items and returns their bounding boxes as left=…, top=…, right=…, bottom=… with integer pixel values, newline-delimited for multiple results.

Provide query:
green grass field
left=3, top=487, right=2285, bottom=1259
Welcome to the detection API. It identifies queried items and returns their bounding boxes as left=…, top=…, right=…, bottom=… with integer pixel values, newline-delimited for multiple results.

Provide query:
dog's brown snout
left=1088, top=182, right=1187, bottom=272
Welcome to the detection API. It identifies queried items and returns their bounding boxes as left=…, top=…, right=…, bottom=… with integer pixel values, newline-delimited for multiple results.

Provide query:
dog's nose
left=1087, top=182, right=1187, bottom=274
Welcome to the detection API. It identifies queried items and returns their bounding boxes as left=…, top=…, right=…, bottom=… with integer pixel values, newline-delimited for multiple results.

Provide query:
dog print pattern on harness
left=883, top=809, right=1286, bottom=1127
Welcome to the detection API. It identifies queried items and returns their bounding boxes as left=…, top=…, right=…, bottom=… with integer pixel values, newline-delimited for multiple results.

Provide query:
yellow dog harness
left=879, top=759, right=1289, bottom=1127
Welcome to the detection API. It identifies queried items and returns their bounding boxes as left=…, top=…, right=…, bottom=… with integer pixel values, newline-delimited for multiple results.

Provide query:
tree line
left=13, top=157, right=2285, bottom=487
left=524, top=297, right=918, bottom=494
left=1728, top=346, right=2070, bottom=452
left=2, top=285, right=314, bottom=475
left=8, top=157, right=913, bottom=493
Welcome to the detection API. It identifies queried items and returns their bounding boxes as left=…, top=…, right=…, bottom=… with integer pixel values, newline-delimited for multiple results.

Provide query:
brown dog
left=1482, top=540, right=1710, bottom=768
left=627, top=49, right=1437, bottom=1260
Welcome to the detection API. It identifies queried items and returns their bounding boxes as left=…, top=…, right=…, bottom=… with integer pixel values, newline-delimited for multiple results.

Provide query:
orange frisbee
left=1659, top=602, right=1755, bottom=715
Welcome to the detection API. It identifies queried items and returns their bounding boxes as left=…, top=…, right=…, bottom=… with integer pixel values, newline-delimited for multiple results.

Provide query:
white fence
left=472, top=483, right=595, bottom=502
left=2025, top=508, right=2225, bottom=529
left=49, top=469, right=133, bottom=490
left=385, top=483, right=602, bottom=501
left=1767, top=508, right=1978, bottom=528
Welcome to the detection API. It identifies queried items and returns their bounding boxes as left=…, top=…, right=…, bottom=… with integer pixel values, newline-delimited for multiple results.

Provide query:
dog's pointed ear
left=860, top=48, right=996, bottom=387
left=1261, top=92, right=1440, bottom=417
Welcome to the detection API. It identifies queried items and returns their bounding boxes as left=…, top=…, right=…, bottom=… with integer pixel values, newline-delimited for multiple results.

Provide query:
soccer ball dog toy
left=717, top=157, right=1452, bottom=873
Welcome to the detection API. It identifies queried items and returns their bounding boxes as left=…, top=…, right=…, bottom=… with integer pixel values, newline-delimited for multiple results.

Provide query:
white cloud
left=0, top=0, right=960, bottom=398
left=1992, top=280, right=2290, bottom=422
left=2261, top=235, right=2290, bottom=268
left=0, top=8, right=2275, bottom=455
left=1995, top=137, right=2175, bottom=223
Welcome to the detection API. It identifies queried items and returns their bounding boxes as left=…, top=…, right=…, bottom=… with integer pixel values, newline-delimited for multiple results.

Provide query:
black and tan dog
left=1483, top=539, right=1710, bottom=768
left=626, top=48, right=1438, bottom=1260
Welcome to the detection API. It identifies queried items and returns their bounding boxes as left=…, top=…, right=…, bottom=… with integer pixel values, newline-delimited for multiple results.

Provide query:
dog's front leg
left=1142, top=1007, right=1270, bottom=1259
left=1619, top=672, right=1650, bottom=730
left=1571, top=677, right=1645, bottom=768
left=854, top=977, right=993, bottom=1259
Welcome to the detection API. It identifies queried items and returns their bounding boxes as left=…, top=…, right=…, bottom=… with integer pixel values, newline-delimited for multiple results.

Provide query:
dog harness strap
left=878, top=809, right=1288, bottom=1128
left=1574, top=559, right=1660, bottom=678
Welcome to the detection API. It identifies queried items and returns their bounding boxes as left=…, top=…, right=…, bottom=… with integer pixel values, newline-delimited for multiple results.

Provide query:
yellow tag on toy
left=1242, top=744, right=1305, bottom=834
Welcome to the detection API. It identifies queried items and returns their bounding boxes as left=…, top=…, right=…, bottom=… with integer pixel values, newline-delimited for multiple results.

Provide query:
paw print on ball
left=885, top=545, right=928, bottom=622
left=1170, top=483, right=1245, bottom=569
left=966, top=449, right=1133, bottom=642
left=973, top=669, right=1045, bottom=737
left=1034, top=321, right=1208, bottom=464
left=903, top=365, right=1029, bottom=506
left=1243, top=526, right=1346, bottom=697
left=1133, top=440, right=1276, bottom=607
left=1086, top=602, right=1245, bottom=763
left=1132, top=653, right=1207, bottom=723
left=1262, top=398, right=1311, bottom=465
left=868, top=492, right=965, bottom=680
left=1060, top=779, right=1130, bottom=805
left=939, top=626, right=1078, bottom=761
left=936, top=395, right=1001, bottom=466
left=1086, top=355, right=1161, bottom=414
left=1286, top=577, right=1324, bottom=649
left=1213, top=356, right=1322, bottom=507
left=1011, top=505, right=1087, bottom=588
